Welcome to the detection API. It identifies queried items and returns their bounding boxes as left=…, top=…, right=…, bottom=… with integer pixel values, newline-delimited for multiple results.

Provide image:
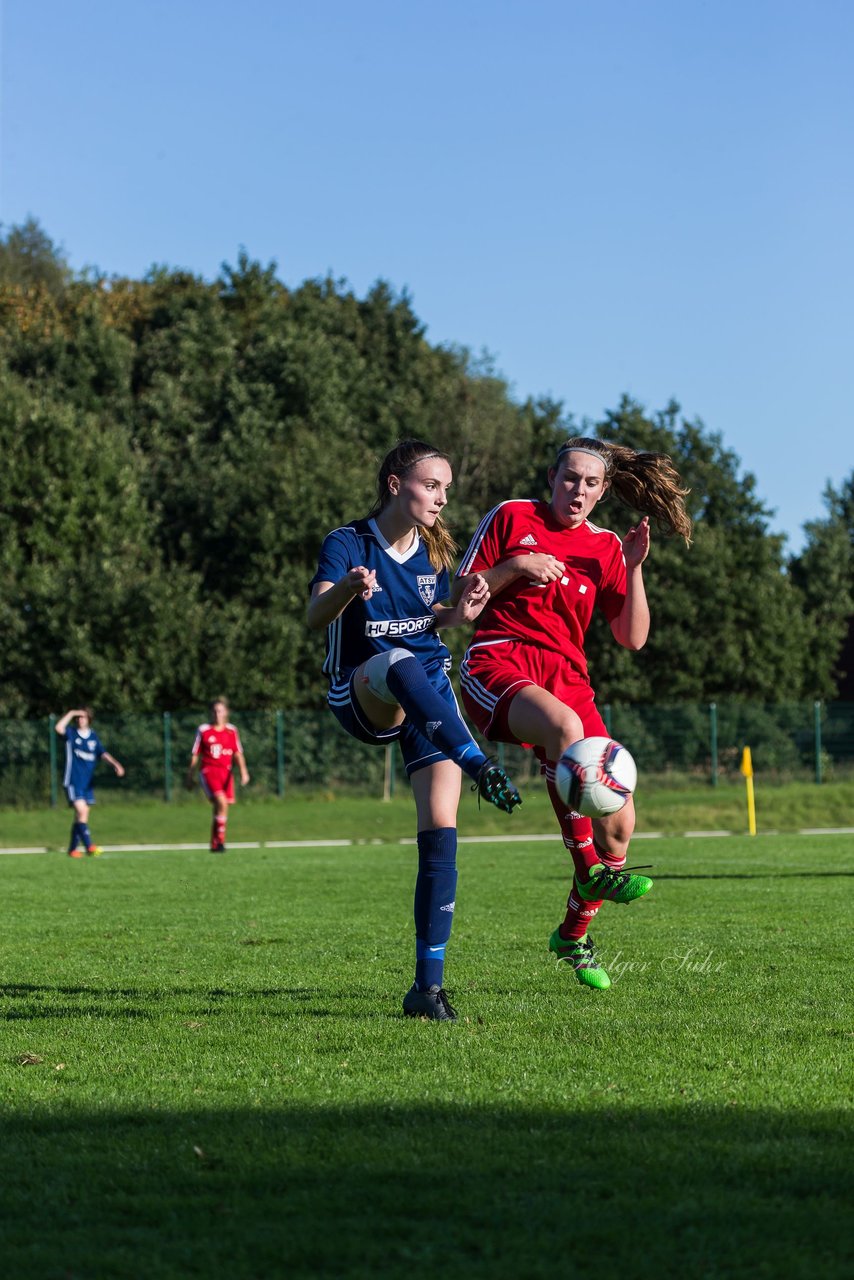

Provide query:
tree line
left=0, top=218, right=851, bottom=719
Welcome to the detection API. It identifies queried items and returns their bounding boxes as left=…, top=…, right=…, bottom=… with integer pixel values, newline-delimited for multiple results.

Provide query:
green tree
left=789, top=475, right=854, bottom=699
left=0, top=217, right=70, bottom=297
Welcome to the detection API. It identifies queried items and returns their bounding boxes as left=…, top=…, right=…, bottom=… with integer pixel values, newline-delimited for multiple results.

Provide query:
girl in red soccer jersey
left=186, top=698, right=250, bottom=852
left=457, top=437, right=692, bottom=990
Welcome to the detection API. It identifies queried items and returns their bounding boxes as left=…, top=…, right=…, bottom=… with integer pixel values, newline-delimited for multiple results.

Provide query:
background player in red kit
left=457, top=436, right=692, bottom=990
left=186, top=698, right=250, bottom=852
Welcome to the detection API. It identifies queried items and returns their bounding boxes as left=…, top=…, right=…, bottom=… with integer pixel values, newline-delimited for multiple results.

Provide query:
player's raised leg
left=356, top=650, right=521, bottom=814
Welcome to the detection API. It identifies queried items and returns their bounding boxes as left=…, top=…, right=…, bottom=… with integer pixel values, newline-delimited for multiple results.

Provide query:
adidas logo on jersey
left=520, top=533, right=538, bottom=546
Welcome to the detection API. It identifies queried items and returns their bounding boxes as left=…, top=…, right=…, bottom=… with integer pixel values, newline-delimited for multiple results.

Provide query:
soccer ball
left=555, top=736, right=637, bottom=818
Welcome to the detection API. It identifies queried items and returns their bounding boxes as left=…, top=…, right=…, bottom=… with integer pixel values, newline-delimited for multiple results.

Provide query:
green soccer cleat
left=575, top=863, right=653, bottom=905
left=472, top=761, right=522, bottom=814
left=548, top=929, right=611, bottom=990
left=86, top=845, right=103, bottom=857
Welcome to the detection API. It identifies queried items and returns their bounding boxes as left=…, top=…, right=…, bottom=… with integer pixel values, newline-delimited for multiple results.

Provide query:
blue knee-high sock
left=384, top=655, right=487, bottom=781
left=79, top=821, right=93, bottom=848
left=414, top=827, right=458, bottom=991
left=68, top=822, right=81, bottom=852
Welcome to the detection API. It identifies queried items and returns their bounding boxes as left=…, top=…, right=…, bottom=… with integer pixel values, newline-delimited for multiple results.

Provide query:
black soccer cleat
left=402, top=984, right=458, bottom=1021
left=472, top=760, right=522, bottom=814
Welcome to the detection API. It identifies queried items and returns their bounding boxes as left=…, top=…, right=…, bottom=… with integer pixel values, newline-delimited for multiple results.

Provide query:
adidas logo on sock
left=520, top=533, right=538, bottom=546
left=426, top=720, right=442, bottom=739
left=440, top=901, right=455, bottom=912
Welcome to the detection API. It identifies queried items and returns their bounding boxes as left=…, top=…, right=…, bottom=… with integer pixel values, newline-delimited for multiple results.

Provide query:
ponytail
left=555, top=436, right=693, bottom=545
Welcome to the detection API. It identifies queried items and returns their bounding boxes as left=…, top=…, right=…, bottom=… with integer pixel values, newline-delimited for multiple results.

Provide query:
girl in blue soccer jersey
left=55, top=707, right=125, bottom=857
left=308, top=439, right=521, bottom=1022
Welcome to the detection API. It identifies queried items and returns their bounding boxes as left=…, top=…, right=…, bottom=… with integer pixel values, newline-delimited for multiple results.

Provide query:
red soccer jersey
left=458, top=499, right=627, bottom=679
left=192, top=724, right=244, bottom=771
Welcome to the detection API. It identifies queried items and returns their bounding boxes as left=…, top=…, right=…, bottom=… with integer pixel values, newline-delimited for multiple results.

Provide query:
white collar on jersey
left=368, top=518, right=421, bottom=564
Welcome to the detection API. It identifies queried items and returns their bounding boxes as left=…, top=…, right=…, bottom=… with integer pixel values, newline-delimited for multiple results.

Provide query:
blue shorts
left=329, top=667, right=470, bottom=777
left=65, top=785, right=95, bottom=806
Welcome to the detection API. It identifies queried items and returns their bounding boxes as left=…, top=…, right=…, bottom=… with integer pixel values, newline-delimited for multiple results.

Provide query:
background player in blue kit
left=55, top=707, right=125, bottom=857
left=308, top=438, right=521, bottom=1022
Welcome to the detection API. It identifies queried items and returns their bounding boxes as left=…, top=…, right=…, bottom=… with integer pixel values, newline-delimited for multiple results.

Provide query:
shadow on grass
left=0, top=984, right=327, bottom=1024
left=0, top=1102, right=850, bottom=1278
left=655, top=871, right=854, bottom=880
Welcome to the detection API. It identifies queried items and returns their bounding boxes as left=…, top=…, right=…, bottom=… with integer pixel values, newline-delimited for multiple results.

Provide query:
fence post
left=163, top=712, right=172, bottom=802
left=276, top=710, right=285, bottom=798
left=603, top=703, right=612, bottom=735
left=382, top=744, right=396, bottom=802
left=709, top=702, right=718, bottom=787
left=814, top=700, right=822, bottom=785
left=48, top=714, right=58, bottom=807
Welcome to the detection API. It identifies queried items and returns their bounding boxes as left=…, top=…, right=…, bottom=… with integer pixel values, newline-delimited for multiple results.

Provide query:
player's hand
left=241, top=772, right=250, bottom=786
left=517, top=553, right=566, bottom=585
left=185, top=773, right=195, bottom=791
left=114, top=764, right=126, bottom=778
left=345, top=566, right=378, bottom=600
left=623, top=516, right=651, bottom=567
left=455, top=573, right=490, bottom=622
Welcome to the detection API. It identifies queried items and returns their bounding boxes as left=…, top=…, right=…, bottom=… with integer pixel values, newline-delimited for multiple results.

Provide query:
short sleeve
left=595, top=540, right=627, bottom=622
left=456, top=505, right=511, bottom=577
left=309, top=527, right=356, bottom=592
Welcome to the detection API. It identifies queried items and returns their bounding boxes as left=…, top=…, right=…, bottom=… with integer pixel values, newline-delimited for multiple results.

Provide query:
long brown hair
left=368, top=439, right=458, bottom=571
left=554, top=436, right=693, bottom=544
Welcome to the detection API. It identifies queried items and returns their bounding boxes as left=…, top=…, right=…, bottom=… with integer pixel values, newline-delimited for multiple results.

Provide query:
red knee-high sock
left=593, top=837, right=626, bottom=871
left=560, top=886, right=603, bottom=940
left=211, top=815, right=227, bottom=846
left=545, top=766, right=604, bottom=940
left=545, top=769, right=599, bottom=878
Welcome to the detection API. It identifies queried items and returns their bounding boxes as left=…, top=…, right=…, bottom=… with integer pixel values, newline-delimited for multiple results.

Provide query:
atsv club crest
left=417, top=574, right=437, bottom=606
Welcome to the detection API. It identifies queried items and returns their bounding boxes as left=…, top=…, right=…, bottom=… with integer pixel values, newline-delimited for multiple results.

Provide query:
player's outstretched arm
left=307, top=568, right=377, bottom=629
left=55, top=709, right=85, bottom=735
left=236, top=751, right=250, bottom=787
left=610, top=518, right=651, bottom=651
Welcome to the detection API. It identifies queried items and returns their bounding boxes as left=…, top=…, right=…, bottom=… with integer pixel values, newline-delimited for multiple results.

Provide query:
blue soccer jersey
left=63, top=727, right=106, bottom=800
left=309, top=518, right=452, bottom=694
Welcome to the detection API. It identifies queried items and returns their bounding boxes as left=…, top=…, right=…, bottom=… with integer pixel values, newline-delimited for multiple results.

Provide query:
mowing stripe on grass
left=3, top=825, right=854, bottom=857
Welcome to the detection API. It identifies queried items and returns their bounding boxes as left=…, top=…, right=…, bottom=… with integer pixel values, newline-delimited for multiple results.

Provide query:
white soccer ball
left=555, top=736, right=637, bottom=818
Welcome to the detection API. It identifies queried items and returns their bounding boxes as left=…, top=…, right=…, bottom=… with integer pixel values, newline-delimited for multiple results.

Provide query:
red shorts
left=460, top=640, right=608, bottom=763
left=200, top=767, right=235, bottom=803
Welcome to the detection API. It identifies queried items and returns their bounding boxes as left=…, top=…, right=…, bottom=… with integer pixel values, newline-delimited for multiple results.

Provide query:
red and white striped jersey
left=457, top=499, right=626, bottom=679
left=192, top=723, right=244, bottom=769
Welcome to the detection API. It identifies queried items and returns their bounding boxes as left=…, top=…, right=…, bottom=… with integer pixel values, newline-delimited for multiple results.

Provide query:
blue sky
left=2, top=0, right=852, bottom=551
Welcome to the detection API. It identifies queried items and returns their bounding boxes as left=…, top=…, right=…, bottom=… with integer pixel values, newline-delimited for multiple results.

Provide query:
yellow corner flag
left=740, top=746, right=756, bottom=835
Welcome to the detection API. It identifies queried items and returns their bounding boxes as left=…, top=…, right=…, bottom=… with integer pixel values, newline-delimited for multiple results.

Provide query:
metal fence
left=1, top=702, right=853, bottom=808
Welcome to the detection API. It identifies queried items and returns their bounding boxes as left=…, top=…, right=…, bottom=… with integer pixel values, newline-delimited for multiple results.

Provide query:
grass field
left=2, top=775, right=854, bottom=848
left=1, top=796, right=852, bottom=1278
